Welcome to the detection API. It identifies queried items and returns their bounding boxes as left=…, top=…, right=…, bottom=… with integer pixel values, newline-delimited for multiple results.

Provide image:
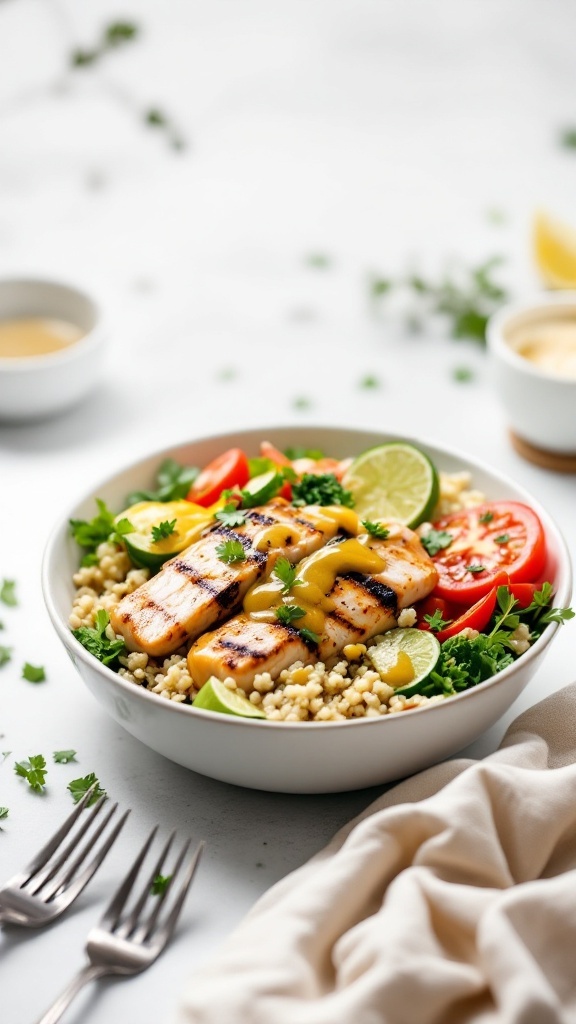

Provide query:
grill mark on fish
left=344, top=572, right=398, bottom=614
left=245, top=511, right=276, bottom=526
left=219, top=638, right=272, bottom=661
left=215, top=580, right=241, bottom=610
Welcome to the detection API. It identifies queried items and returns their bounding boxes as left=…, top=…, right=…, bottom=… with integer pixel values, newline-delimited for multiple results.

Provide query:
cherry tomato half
left=431, top=501, right=546, bottom=604
left=416, top=595, right=453, bottom=632
left=187, top=448, right=250, bottom=507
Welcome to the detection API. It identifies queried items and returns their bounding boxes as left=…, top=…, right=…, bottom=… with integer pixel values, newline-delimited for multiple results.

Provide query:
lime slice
left=342, top=442, right=439, bottom=527
left=192, top=676, right=266, bottom=718
left=366, top=628, right=440, bottom=697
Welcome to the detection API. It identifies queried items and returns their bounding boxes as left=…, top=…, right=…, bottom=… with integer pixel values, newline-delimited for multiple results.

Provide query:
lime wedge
left=192, top=676, right=266, bottom=718
left=342, top=442, right=439, bottom=527
left=366, top=628, right=440, bottom=697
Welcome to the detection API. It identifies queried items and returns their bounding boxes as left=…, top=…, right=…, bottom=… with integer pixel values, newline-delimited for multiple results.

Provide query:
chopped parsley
left=273, top=558, right=302, bottom=594
left=275, top=605, right=305, bottom=626
left=494, top=533, right=511, bottom=545
left=22, top=663, right=46, bottom=683
left=216, top=539, right=247, bottom=565
left=151, top=519, right=177, bottom=542
left=0, top=579, right=17, bottom=607
left=478, top=511, right=494, bottom=524
left=299, top=627, right=320, bottom=646
left=68, top=773, right=106, bottom=805
left=53, top=750, right=77, bottom=764
left=419, top=529, right=453, bottom=556
left=424, top=608, right=453, bottom=632
left=126, top=459, right=199, bottom=504
left=15, top=755, right=47, bottom=793
left=359, top=375, right=381, bottom=389
left=72, top=609, right=126, bottom=667
left=215, top=504, right=248, bottom=528
left=0, top=646, right=12, bottom=668
left=292, top=473, right=354, bottom=508
left=151, top=873, right=172, bottom=895
left=452, top=366, right=474, bottom=383
left=0, top=807, right=8, bottom=822
left=362, top=520, right=390, bottom=539
left=70, top=500, right=134, bottom=560
left=466, top=564, right=486, bottom=574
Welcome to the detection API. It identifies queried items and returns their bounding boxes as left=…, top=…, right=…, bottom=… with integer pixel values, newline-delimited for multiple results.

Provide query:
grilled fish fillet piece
left=188, top=523, right=438, bottom=690
left=109, top=502, right=347, bottom=657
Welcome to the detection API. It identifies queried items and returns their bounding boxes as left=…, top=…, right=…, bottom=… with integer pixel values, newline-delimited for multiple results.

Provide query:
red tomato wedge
left=187, top=448, right=250, bottom=507
left=435, top=571, right=509, bottom=642
left=260, top=441, right=292, bottom=467
left=431, top=501, right=546, bottom=604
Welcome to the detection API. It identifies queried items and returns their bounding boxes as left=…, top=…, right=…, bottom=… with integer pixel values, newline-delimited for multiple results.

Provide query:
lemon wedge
left=533, top=211, right=576, bottom=288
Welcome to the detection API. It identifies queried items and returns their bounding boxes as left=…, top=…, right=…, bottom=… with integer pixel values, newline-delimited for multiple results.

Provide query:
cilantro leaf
left=151, top=873, right=172, bottom=895
left=15, top=754, right=47, bottom=792
left=72, top=609, right=126, bottom=667
left=70, top=499, right=116, bottom=551
left=424, top=608, right=453, bottom=632
left=478, top=511, right=494, bottom=524
left=362, top=520, right=390, bottom=539
left=299, top=627, right=320, bottom=646
left=215, top=539, right=247, bottom=564
left=0, top=579, right=17, bottom=607
left=215, top=504, right=248, bottom=528
left=127, top=459, right=199, bottom=504
left=151, top=519, right=177, bottom=543
left=0, top=807, right=8, bottom=821
left=0, top=646, right=12, bottom=668
left=419, top=529, right=453, bottom=556
left=494, top=533, right=511, bottom=544
left=273, top=558, right=302, bottom=594
left=275, top=605, right=305, bottom=626
left=68, top=773, right=106, bottom=805
left=22, top=663, right=46, bottom=683
left=466, top=564, right=486, bottom=574
left=292, top=473, right=354, bottom=508
left=53, top=750, right=77, bottom=764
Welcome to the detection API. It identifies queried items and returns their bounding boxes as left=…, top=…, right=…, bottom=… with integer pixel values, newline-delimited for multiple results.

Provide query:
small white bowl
left=42, top=426, right=572, bottom=794
left=0, top=278, right=106, bottom=421
left=487, top=293, right=576, bottom=457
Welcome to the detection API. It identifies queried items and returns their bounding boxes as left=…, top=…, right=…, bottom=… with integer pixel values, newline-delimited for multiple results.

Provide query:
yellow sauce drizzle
left=244, top=536, right=385, bottom=635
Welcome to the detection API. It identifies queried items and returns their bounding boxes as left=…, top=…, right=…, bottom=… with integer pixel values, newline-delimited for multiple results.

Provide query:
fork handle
left=35, top=963, right=109, bottom=1024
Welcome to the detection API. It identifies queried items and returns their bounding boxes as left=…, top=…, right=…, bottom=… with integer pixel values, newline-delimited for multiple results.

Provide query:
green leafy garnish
left=126, top=459, right=199, bottom=504
left=216, top=540, right=247, bottom=565
left=151, top=873, right=172, bottom=895
left=419, top=529, right=453, bottom=556
left=359, top=375, right=381, bottom=389
left=22, top=663, right=46, bottom=683
left=0, top=646, right=12, bottom=668
left=466, top=564, right=486, bottom=574
left=494, top=534, right=510, bottom=544
left=300, top=627, right=320, bottom=646
left=478, top=511, right=494, bottom=524
left=273, top=558, right=302, bottom=594
left=70, top=500, right=133, bottom=558
left=560, top=127, right=576, bottom=149
left=305, top=253, right=331, bottom=269
left=292, top=396, right=312, bottom=411
left=0, top=807, right=8, bottom=822
left=53, top=750, right=77, bottom=764
left=215, top=504, right=248, bottom=528
left=275, top=605, right=305, bottom=626
left=151, top=519, right=177, bottom=543
left=68, top=773, right=106, bottom=805
left=0, top=579, right=17, bottom=607
left=15, top=755, right=47, bottom=793
left=362, top=520, right=390, bottom=539
left=72, top=609, right=126, bottom=667
left=292, top=474, right=354, bottom=508
left=424, top=608, right=453, bottom=632
left=452, top=366, right=474, bottom=383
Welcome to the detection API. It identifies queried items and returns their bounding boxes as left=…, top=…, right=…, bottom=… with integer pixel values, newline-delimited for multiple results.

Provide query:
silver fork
left=36, top=827, right=204, bottom=1024
left=0, top=785, right=129, bottom=927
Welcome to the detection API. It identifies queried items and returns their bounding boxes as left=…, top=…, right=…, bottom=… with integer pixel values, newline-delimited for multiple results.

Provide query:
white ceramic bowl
left=42, top=426, right=572, bottom=794
left=487, top=293, right=576, bottom=455
left=0, top=277, right=106, bottom=421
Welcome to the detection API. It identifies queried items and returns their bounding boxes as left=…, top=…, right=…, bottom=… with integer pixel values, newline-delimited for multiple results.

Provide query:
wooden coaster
left=510, top=431, right=576, bottom=473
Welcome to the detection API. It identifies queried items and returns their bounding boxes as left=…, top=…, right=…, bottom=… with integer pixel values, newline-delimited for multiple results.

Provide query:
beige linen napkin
left=172, top=686, right=576, bottom=1024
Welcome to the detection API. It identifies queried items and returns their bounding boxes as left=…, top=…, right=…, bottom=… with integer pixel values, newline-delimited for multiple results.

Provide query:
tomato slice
left=187, top=448, right=250, bottom=507
left=508, top=582, right=539, bottom=608
left=416, top=595, right=453, bottom=632
left=431, top=501, right=546, bottom=604
left=435, top=571, right=509, bottom=642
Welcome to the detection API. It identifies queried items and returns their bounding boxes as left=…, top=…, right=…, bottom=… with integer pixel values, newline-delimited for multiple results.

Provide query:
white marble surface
left=1, top=1, right=576, bottom=1021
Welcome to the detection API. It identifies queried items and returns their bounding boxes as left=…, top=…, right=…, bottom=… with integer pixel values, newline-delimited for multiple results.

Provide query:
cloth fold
left=172, top=686, right=576, bottom=1024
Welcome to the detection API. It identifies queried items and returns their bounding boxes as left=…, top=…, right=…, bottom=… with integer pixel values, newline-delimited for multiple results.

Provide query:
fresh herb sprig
left=292, top=473, right=354, bottom=508
left=216, top=540, right=247, bottom=565
left=0, top=579, right=17, bottom=607
left=273, top=558, right=302, bottom=594
left=127, top=459, right=199, bottom=504
left=215, top=503, right=248, bottom=529
left=68, top=773, right=106, bottom=805
left=72, top=609, right=126, bottom=667
left=362, top=521, right=390, bottom=539
left=15, top=755, right=48, bottom=793
left=420, top=529, right=453, bottom=556
left=151, top=519, right=177, bottom=543
left=70, top=500, right=134, bottom=563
